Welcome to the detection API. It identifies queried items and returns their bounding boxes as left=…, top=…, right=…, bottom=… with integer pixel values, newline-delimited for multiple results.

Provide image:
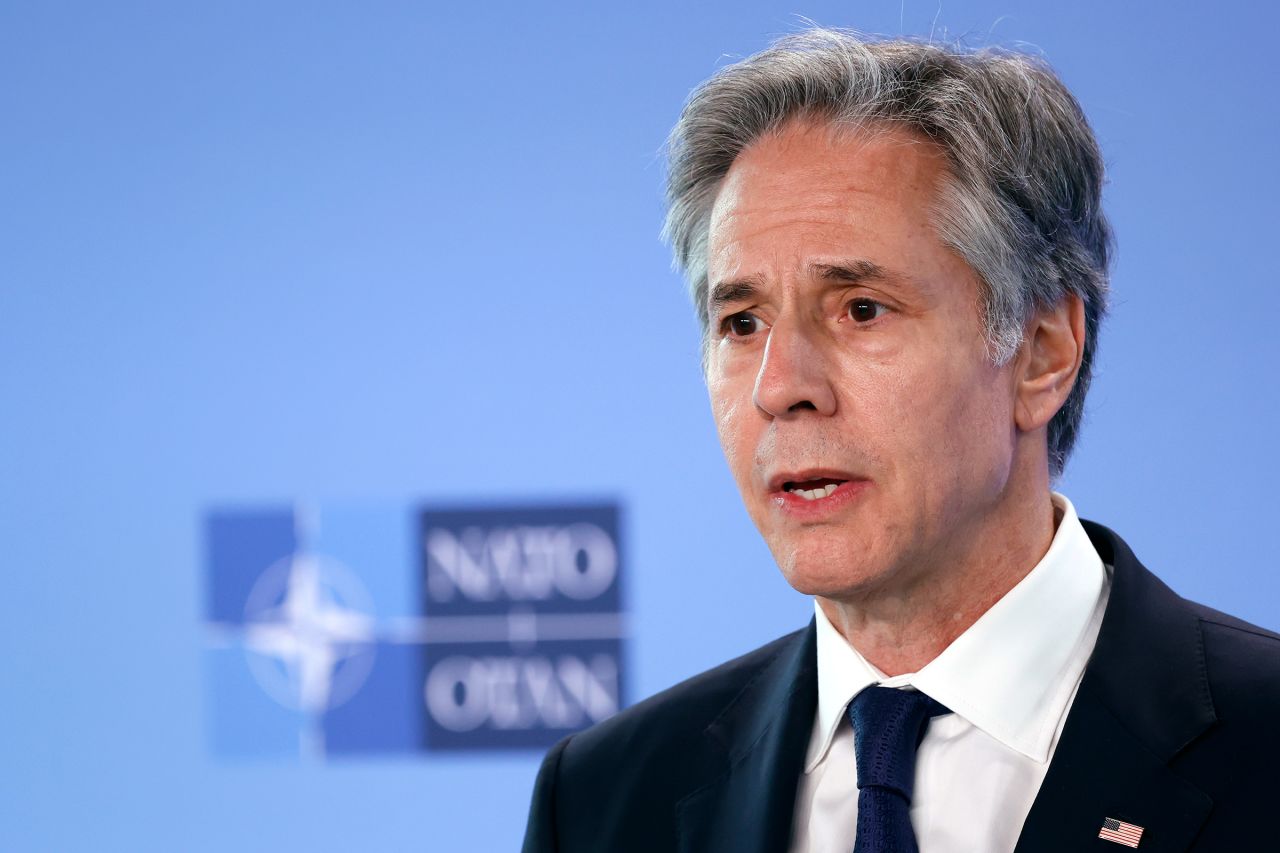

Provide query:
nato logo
left=203, top=502, right=624, bottom=758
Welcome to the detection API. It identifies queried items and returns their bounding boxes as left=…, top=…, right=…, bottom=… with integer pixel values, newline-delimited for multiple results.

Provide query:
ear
left=1015, top=294, right=1085, bottom=433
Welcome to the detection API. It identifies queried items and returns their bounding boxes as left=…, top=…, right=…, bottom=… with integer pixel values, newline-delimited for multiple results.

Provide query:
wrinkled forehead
left=706, top=120, right=952, bottom=271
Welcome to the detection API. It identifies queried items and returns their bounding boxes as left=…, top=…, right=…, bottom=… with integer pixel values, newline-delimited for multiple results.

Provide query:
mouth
left=767, top=470, right=864, bottom=505
left=780, top=477, right=848, bottom=502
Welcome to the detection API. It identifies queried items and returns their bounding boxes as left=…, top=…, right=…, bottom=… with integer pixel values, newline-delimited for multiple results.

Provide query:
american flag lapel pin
left=1098, top=816, right=1144, bottom=848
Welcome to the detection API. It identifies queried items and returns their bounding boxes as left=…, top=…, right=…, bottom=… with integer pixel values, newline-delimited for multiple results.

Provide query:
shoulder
left=1186, top=600, right=1280, bottom=712
left=1160, top=598, right=1280, bottom=832
left=1189, top=599, right=1280, bottom=646
left=525, top=627, right=811, bottom=851
left=1084, top=517, right=1280, bottom=706
left=561, top=626, right=808, bottom=773
left=1078, top=516, right=1280, bottom=765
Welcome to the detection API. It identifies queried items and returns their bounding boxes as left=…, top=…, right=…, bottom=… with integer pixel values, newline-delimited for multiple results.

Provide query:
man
left=522, top=29, right=1280, bottom=852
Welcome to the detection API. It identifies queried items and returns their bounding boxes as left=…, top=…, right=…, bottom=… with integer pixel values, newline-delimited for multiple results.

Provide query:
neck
left=817, top=482, right=1059, bottom=676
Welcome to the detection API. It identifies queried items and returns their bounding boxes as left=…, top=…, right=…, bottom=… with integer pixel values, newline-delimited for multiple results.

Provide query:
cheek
left=915, top=359, right=1017, bottom=491
left=708, top=380, right=755, bottom=477
left=850, top=346, right=1013, bottom=476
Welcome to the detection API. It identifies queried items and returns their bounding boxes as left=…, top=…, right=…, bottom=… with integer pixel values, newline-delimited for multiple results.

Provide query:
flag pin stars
left=1098, top=816, right=1144, bottom=848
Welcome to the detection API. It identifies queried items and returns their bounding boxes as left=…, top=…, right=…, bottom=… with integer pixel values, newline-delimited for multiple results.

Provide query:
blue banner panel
left=205, top=509, right=296, bottom=624
left=205, top=647, right=309, bottom=758
left=323, top=641, right=426, bottom=755
left=309, top=505, right=418, bottom=620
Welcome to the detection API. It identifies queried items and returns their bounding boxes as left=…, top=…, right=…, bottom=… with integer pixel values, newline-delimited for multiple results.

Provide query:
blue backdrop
left=3, top=1, right=1278, bottom=850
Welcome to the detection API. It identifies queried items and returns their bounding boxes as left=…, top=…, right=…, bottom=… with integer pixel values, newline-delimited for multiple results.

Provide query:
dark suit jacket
left=522, top=521, right=1280, bottom=851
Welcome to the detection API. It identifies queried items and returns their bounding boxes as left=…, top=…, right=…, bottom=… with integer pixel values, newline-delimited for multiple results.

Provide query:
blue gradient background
left=2, top=2, right=1277, bottom=850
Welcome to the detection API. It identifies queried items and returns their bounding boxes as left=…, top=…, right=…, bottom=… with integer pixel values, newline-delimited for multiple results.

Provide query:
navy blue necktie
left=847, top=686, right=951, bottom=853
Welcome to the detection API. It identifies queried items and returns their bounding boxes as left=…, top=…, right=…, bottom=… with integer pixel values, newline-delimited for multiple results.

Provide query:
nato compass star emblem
left=241, top=552, right=377, bottom=714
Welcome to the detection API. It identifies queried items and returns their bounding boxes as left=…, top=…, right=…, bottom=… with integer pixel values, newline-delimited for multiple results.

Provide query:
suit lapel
left=1015, top=522, right=1216, bottom=852
left=677, top=621, right=817, bottom=853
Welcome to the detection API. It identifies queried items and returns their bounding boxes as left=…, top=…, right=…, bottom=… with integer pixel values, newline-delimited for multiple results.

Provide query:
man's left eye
left=847, top=298, right=887, bottom=323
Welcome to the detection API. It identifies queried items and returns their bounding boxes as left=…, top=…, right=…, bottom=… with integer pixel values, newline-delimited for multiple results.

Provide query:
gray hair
left=662, top=28, right=1111, bottom=476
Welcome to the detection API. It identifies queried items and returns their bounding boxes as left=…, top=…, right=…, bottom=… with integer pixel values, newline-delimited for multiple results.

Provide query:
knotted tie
left=847, top=686, right=951, bottom=853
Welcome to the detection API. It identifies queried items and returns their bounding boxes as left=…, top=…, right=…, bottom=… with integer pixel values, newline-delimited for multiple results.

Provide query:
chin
left=771, top=544, right=884, bottom=600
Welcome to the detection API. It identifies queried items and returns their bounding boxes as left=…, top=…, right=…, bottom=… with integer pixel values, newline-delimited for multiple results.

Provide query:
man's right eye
left=723, top=312, right=764, bottom=338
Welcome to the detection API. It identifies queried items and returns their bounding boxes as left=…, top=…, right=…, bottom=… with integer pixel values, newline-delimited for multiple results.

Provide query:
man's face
left=705, top=121, right=1023, bottom=603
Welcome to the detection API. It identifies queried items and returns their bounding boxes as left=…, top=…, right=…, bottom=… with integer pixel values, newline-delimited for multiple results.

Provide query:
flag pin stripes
left=1098, top=816, right=1144, bottom=848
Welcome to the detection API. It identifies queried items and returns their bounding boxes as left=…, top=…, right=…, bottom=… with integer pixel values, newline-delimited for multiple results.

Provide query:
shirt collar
left=805, top=492, right=1106, bottom=772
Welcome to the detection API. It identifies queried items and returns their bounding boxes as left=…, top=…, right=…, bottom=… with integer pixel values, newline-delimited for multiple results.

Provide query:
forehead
left=707, top=121, right=951, bottom=274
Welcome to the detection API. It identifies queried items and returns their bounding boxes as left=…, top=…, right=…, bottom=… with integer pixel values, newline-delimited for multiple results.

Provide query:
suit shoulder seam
left=1198, top=615, right=1280, bottom=644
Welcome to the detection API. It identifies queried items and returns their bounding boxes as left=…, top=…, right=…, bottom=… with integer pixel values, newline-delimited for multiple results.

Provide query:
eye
left=723, top=311, right=765, bottom=338
left=846, top=298, right=888, bottom=324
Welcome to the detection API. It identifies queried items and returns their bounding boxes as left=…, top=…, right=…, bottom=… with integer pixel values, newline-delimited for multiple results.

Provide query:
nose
left=751, top=318, right=837, bottom=418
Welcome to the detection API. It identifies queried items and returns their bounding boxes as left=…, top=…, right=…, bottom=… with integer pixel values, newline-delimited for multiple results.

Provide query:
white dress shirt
left=788, top=493, right=1111, bottom=853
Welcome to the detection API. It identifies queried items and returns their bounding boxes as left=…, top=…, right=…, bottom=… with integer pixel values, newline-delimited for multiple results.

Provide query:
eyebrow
left=810, top=259, right=891, bottom=284
left=707, top=259, right=897, bottom=315
left=707, top=278, right=764, bottom=316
